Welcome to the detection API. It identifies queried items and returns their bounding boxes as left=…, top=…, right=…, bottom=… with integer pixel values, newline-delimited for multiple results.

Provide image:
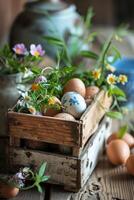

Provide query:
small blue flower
left=69, top=96, right=79, bottom=106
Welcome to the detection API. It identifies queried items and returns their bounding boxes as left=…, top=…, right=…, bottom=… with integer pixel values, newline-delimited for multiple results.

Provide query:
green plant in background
left=0, top=43, right=45, bottom=75
left=79, top=25, right=129, bottom=120
left=43, top=7, right=97, bottom=66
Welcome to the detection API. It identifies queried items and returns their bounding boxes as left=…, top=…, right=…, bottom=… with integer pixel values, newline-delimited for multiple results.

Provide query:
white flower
left=107, top=74, right=117, bottom=85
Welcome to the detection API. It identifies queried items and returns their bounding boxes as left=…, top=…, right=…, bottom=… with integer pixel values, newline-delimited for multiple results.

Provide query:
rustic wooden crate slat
left=80, top=91, right=112, bottom=147
left=8, top=91, right=112, bottom=150
left=9, top=117, right=111, bottom=192
left=8, top=113, right=81, bottom=147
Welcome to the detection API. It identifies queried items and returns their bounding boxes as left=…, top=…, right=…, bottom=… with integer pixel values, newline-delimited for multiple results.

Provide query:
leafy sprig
left=80, top=26, right=129, bottom=119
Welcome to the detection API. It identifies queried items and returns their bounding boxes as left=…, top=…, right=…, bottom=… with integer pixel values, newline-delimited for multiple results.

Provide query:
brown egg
left=63, top=78, right=86, bottom=97
left=126, top=155, right=134, bottom=176
left=107, top=132, right=134, bottom=148
left=106, top=139, right=130, bottom=165
left=54, top=113, right=75, bottom=121
left=0, top=183, right=19, bottom=198
left=123, top=133, right=134, bottom=148
left=85, top=86, right=100, bottom=99
left=85, top=97, right=92, bottom=106
left=107, top=133, right=118, bottom=144
left=42, top=96, right=62, bottom=117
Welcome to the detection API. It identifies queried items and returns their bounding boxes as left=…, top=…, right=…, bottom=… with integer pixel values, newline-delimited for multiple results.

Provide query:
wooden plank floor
left=71, top=154, right=134, bottom=200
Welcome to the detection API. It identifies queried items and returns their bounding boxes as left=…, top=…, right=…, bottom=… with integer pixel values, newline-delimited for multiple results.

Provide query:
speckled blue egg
left=61, top=92, right=87, bottom=119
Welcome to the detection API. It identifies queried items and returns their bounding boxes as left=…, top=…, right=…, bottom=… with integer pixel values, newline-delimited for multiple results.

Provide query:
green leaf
left=109, top=86, right=126, bottom=97
left=38, top=162, right=47, bottom=177
left=36, top=184, right=43, bottom=193
left=116, top=96, right=127, bottom=102
left=32, top=67, right=42, bottom=75
left=117, top=125, right=128, bottom=139
left=86, top=32, right=98, bottom=43
left=111, top=45, right=122, bottom=59
left=43, top=36, right=65, bottom=47
left=41, top=176, right=50, bottom=182
left=85, top=7, right=94, bottom=29
left=106, top=111, right=123, bottom=119
left=81, top=50, right=99, bottom=60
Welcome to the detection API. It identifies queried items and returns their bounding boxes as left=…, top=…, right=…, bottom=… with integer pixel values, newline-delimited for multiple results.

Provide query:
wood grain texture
left=72, top=156, right=134, bottom=200
left=8, top=112, right=81, bottom=147
left=50, top=186, right=72, bottom=200
left=10, top=148, right=78, bottom=189
left=81, top=91, right=112, bottom=147
left=9, top=118, right=111, bottom=192
left=80, top=118, right=111, bottom=187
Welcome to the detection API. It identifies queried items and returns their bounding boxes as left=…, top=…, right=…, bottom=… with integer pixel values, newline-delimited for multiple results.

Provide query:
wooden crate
left=9, top=117, right=112, bottom=192
left=8, top=90, right=112, bottom=156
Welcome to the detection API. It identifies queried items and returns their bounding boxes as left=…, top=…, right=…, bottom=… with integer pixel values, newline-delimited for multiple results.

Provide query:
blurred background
left=0, top=0, right=133, bottom=45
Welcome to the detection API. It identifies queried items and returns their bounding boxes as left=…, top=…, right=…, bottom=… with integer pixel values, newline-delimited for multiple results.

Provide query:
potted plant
left=0, top=43, right=45, bottom=136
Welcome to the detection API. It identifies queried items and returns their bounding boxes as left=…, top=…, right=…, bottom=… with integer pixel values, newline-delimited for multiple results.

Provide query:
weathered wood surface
left=80, top=91, right=112, bottom=147
left=8, top=112, right=81, bottom=147
left=80, top=118, right=111, bottom=187
left=9, top=118, right=111, bottom=192
left=10, top=148, right=78, bottom=189
left=49, top=155, right=134, bottom=200
left=72, top=155, right=134, bottom=200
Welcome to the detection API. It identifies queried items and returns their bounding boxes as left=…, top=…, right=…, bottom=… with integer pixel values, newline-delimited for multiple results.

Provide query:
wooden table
left=9, top=153, right=134, bottom=200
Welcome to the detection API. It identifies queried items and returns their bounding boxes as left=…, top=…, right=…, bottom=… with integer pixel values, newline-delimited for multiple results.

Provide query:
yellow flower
left=48, top=97, right=55, bottom=105
left=92, top=69, right=101, bottom=80
left=107, top=74, right=117, bottom=85
left=28, top=106, right=36, bottom=115
left=118, top=75, right=128, bottom=85
left=31, top=83, right=40, bottom=91
left=106, top=64, right=116, bottom=72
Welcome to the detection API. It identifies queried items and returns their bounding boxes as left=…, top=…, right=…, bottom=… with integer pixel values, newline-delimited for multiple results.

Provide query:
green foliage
left=85, top=7, right=95, bottom=30
left=117, top=125, right=128, bottom=139
left=43, top=36, right=71, bottom=65
left=106, top=111, right=123, bottom=119
left=108, top=86, right=126, bottom=98
left=0, top=44, right=42, bottom=75
left=80, top=50, right=99, bottom=60
left=22, top=162, right=50, bottom=193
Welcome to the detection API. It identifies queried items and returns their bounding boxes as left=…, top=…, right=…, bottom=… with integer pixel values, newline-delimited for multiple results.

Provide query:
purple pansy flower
left=13, top=43, right=28, bottom=55
left=34, top=75, right=47, bottom=84
left=30, top=44, right=45, bottom=57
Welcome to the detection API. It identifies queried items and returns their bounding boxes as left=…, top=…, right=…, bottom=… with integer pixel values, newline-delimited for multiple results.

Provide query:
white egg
left=61, top=92, right=87, bottom=119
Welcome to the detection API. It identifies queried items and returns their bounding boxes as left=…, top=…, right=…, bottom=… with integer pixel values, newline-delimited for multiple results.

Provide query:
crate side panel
left=10, top=148, right=78, bottom=188
left=81, top=91, right=112, bottom=147
left=8, top=112, right=80, bottom=147
left=80, top=117, right=112, bottom=187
